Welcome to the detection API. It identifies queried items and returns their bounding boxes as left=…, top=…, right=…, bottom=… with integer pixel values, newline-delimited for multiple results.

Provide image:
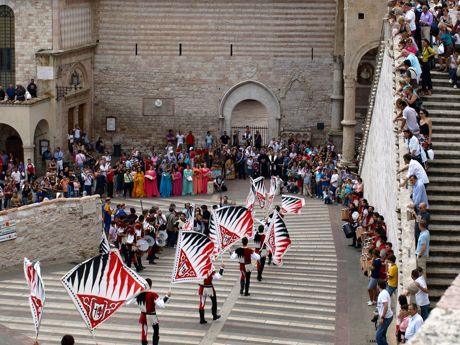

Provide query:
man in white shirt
left=376, top=280, right=393, bottom=345
left=176, top=131, right=185, bottom=149
left=11, top=168, right=21, bottom=189
left=399, top=154, right=429, bottom=187
left=404, top=2, right=416, bottom=33
left=403, top=130, right=424, bottom=166
left=394, top=99, right=419, bottom=133
left=405, top=303, right=424, bottom=340
left=330, top=169, right=339, bottom=202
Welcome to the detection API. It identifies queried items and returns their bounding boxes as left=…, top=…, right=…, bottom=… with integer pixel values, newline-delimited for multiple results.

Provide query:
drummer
left=134, top=222, right=146, bottom=271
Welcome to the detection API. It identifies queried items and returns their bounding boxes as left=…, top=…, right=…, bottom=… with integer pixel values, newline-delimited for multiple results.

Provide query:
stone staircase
left=421, top=70, right=460, bottom=303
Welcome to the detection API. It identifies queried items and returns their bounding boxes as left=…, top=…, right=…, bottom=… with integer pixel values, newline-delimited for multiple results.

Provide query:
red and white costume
left=231, top=247, right=260, bottom=295
left=198, top=267, right=224, bottom=323
left=136, top=290, right=169, bottom=345
left=253, top=232, right=267, bottom=281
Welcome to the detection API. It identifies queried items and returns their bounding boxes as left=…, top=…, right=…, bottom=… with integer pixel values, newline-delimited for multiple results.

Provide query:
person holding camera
left=375, top=280, right=394, bottom=345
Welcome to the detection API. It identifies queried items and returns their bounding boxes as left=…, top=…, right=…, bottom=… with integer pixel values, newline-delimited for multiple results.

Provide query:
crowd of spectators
left=0, top=79, right=37, bottom=103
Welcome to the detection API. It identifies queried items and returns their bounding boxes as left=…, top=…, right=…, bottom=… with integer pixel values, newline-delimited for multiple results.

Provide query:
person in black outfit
left=15, top=84, right=26, bottom=101
left=220, top=131, right=230, bottom=146
left=0, top=85, right=5, bottom=100
left=27, top=79, right=37, bottom=97
left=258, top=149, right=270, bottom=178
left=254, top=130, right=262, bottom=149
left=201, top=205, right=211, bottom=235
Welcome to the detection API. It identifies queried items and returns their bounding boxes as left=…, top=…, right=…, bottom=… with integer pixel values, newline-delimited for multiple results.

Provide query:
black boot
left=199, top=309, right=208, bottom=324
left=240, top=279, right=245, bottom=295
left=244, top=272, right=251, bottom=296
left=211, top=296, right=220, bottom=320
left=142, top=341, right=148, bottom=345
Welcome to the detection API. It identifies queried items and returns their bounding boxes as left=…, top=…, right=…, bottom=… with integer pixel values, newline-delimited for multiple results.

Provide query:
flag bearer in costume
left=136, top=278, right=171, bottom=345
left=231, top=237, right=260, bottom=296
left=198, top=264, right=225, bottom=324
left=253, top=225, right=267, bottom=281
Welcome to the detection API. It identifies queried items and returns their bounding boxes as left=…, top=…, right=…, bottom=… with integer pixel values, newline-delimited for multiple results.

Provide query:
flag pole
left=90, top=330, right=98, bottom=345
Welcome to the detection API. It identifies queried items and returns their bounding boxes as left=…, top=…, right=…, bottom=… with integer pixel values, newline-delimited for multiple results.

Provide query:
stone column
left=330, top=56, right=344, bottom=132
left=341, top=74, right=357, bottom=167
left=23, top=145, right=35, bottom=164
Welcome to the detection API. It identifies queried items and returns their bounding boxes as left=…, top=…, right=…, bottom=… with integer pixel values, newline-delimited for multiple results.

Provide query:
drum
left=342, top=222, right=355, bottom=239
left=144, top=235, right=155, bottom=247
left=341, top=208, right=350, bottom=221
left=159, top=230, right=168, bottom=241
left=137, top=239, right=149, bottom=252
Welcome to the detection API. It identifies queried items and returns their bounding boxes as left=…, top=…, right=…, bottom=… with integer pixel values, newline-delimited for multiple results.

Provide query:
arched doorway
left=0, top=124, right=23, bottom=163
left=231, top=100, right=269, bottom=145
left=220, top=80, right=281, bottom=143
left=355, top=47, right=378, bottom=137
left=33, top=119, right=50, bottom=174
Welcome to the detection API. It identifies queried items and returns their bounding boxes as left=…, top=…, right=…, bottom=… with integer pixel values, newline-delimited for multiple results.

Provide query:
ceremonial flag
left=264, top=210, right=292, bottom=266
left=209, top=206, right=254, bottom=253
left=245, top=185, right=256, bottom=212
left=24, top=258, right=46, bottom=338
left=266, top=176, right=279, bottom=211
left=281, top=195, right=306, bottom=215
left=183, top=203, right=195, bottom=231
left=251, top=176, right=267, bottom=208
left=171, top=231, right=214, bottom=283
left=61, top=251, right=147, bottom=331
left=99, top=231, right=110, bottom=255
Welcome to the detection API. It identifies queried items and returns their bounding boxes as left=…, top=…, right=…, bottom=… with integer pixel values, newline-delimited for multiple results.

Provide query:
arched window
left=0, top=5, right=14, bottom=88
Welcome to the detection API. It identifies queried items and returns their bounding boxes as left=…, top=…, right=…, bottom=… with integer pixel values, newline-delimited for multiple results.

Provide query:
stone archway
left=33, top=119, right=50, bottom=174
left=219, top=80, right=281, bottom=140
left=0, top=124, right=23, bottom=164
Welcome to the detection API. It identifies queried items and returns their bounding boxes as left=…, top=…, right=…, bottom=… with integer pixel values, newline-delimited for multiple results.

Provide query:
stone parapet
left=0, top=195, right=102, bottom=270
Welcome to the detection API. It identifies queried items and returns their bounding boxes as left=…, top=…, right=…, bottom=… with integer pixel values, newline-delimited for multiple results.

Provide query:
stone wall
left=93, top=0, right=336, bottom=150
left=360, top=44, right=399, bottom=251
left=0, top=195, right=101, bottom=270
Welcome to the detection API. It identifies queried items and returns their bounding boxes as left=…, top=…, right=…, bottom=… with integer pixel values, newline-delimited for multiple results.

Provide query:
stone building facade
left=93, top=0, right=336, bottom=149
left=0, top=0, right=387, bottom=162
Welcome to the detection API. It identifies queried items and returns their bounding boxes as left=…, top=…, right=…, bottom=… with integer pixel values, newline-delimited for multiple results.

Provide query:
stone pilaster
left=341, top=74, right=357, bottom=167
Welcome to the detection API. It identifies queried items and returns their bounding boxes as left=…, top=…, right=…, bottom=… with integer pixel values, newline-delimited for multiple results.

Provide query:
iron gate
left=231, top=126, right=269, bottom=146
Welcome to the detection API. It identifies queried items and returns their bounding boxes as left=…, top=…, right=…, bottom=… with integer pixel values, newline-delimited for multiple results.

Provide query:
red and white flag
left=183, top=203, right=195, bottom=231
left=264, top=210, right=292, bottom=266
left=61, top=251, right=147, bottom=331
left=266, top=176, right=279, bottom=210
left=251, top=176, right=267, bottom=208
left=171, top=231, right=214, bottom=283
left=245, top=185, right=256, bottom=212
left=281, top=194, right=306, bottom=215
left=24, top=258, right=46, bottom=338
left=209, top=206, right=254, bottom=254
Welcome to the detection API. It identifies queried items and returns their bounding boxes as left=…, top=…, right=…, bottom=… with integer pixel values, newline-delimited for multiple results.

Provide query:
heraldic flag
left=24, top=258, right=46, bottom=338
left=281, top=194, right=306, bottom=215
left=61, top=250, right=147, bottom=331
left=99, top=231, right=110, bottom=255
left=266, top=176, right=279, bottom=211
left=171, top=231, right=214, bottom=283
left=209, top=205, right=254, bottom=254
left=245, top=185, right=256, bottom=212
left=251, top=176, right=267, bottom=208
left=264, top=210, right=292, bottom=266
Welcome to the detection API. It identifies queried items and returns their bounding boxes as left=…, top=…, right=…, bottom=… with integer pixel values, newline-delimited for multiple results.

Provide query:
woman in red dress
left=144, top=165, right=160, bottom=197
left=201, top=164, right=211, bottom=194
left=172, top=166, right=183, bottom=196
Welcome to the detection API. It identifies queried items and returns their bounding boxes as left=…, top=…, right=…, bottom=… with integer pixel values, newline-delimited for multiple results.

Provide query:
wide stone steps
left=0, top=195, right=336, bottom=345
left=421, top=81, right=460, bottom=304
